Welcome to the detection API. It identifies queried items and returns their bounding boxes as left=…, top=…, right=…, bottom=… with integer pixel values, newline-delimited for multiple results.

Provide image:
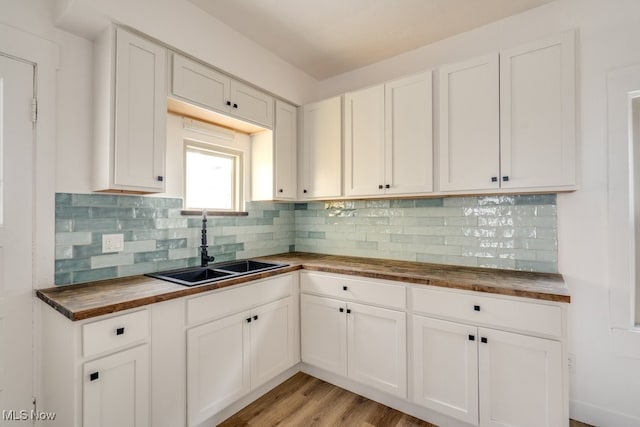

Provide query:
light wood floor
left=219, top=372, right=594, bottom=427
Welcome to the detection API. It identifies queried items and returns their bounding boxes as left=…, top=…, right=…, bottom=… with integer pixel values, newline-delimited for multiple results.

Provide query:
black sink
left=146, top=260, right=287, bottom=286
left=216, top=260, right=285, bottom=274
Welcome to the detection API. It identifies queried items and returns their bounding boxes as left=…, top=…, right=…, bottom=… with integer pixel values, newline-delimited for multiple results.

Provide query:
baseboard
left=571, top=400, right=640, bottom=427
left=300, top=363, right=474, bottom=427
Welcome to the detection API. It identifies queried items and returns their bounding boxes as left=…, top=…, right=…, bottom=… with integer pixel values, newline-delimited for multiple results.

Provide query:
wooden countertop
left=37, top=252, right=569, bottom=321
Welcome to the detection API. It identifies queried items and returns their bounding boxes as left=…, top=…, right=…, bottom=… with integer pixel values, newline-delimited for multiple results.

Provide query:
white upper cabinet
left=299, top=96, right=343, bottom=199
left=499, top=32, right=576, bottom=189
left=93, top=26, right=167, bottom=193
left=345, top=72, right=433, bottom=197
left=251, top=100, right=298, bottom=201
left=385, top=72, right=434, bottom=195
left=438, top=31, right=576, bottom=193
left=438, top=55, right=500, bottom=192
left=344, top=85, right=385, bottom=196
left=171, top=53, right=274, bottom=128
left=274, top=100, right=298, bottom=199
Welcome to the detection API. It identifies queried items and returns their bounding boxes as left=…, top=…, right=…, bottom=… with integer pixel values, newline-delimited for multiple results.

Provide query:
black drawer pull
left=491, top=176, right=498, bottom=182
left=339, top=307, right=344, bottom=313
left=116, top=327, right=125, bottom=336
left=246, top=317, right=252, bottom=323
left=378, top=184, right=383, bottom=189
left=468, top=334, right=475, bottom=341
left=90, top=372, right=99, bottom=381
left=474, top=305, right=480, bottom=312
left=481, top=337, right=488, bottom=344
left=342, top=285, right=348, bottom=291
left=346, top=309, right=351, bottom=314
left=253, top=315, right=258, bottom=321
left=385, top=184, right=390, bottom=189
left=226, top=101, right=231, bottom=106
left=502, top=176, right=509, bottom=182
left=233, top=103, right=238, bottom=109
left=157, top=176, right=164, bottom=182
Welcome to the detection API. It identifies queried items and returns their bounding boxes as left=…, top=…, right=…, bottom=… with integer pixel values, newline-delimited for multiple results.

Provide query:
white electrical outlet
left=102, top=233, right=124, bottom=253
left=568, top=353, right=576, bottom=374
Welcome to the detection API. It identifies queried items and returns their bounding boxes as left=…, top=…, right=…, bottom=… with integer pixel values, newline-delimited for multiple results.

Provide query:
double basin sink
left=146, top=260, right=288, bottom=287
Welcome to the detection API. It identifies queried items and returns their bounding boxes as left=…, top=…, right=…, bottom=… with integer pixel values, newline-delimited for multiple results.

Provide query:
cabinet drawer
left=300, top=271, right=406, bottom=310
left=83, top=309, right=149, bottom=358
left=411, top=286, right=562, bottom=338
left=187, top=273, right=294, bottom=326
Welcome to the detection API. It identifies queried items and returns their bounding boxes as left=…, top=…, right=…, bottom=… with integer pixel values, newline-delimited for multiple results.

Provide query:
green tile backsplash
left=54, top=193, right=557, bottom=285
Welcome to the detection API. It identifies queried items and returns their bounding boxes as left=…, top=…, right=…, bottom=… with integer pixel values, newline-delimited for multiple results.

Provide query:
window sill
left=181, top=210, right=249, bottom=217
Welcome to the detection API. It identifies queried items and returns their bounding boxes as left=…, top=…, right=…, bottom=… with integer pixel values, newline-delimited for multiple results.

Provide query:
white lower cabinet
left=83, top=345, right=150, bottom=427
left=411, top=287, right=566, bottom=427
left=300, top=272, right=407, bottom=399
left=187, top=296, right=296, bottom=427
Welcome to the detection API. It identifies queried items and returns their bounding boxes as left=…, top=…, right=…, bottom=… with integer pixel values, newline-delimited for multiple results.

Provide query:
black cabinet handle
left=278, top=189, right=283, bottom=193
left=339, top=307, right=344, bottom=313
left=246, top=317, right=252, bottom=323
left=253, top=315, right=258, bottom=321
left=468, top=334, right=475, bottom=341
left=385, top=184, right=390, bottom=189
left=303, top=189, right=308, bottom=194
left=502, top=176, right=509, bottom=182
left=116, top=327, right=125, bottom=336
left=378, top=184, right=383, bottom=189
left=233, top=103, right=238, bottom=109
left=342, top=285, right=348, bottom=291
left=346, top=308, right=351, bottom=314
left=90, top=372, right=99, bottom=381
left=481, top=337, right=488, bottom=344
left=157, top=176, right=164, bottom=182
left=474, top=305, right=481, bottom=312
left=491, top=176, right=498, bottom=182
left=226, top=101, right=231, bottom=106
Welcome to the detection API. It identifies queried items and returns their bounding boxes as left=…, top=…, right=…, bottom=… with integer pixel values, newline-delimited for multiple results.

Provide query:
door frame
left=0, top=22, right=59, bottom=408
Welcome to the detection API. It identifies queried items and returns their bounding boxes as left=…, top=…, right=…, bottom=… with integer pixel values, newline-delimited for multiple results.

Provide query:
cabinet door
left=250, top=297, right=295, bottom=389
left=300, top=294, right=347, bottom=376
left=171, top=53, right=230, bottom=113
left=231, top=81, right=274, bottom=128
left=187, top=312, right=250, bottom=426
left=347, top=302, right=406, bottom=398
left=299, top=96, right=342, bottom=199
left=114, top=28, right=166, bottom=191
left=478, top=328, right=562, bottom=427
left=83, top=345, right=149, bottom=427
left=499, top=32, right=576, bottom=189
left=412, top=316, right=478, bottom=425
left=385, top=72, right=434, bottom=195
left=438, top=54, right=500, bottom=192
left=274, top=100, right=298, bottom=199
left=344, top=85, right=385, bottom=196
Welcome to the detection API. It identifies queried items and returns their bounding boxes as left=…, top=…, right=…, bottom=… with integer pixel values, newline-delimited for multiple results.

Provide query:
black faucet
left=200, top=210, right=215, bottom=267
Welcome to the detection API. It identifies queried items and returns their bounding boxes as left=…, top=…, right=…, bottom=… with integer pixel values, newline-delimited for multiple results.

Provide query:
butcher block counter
left=37, top=252, right=569, bottom=321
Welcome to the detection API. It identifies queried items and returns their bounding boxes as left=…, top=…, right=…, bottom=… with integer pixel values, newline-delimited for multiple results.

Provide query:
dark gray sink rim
left=145, top=260, right=289, bottom=287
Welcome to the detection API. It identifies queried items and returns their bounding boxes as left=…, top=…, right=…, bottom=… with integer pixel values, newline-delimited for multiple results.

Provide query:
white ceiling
left=189, top=0, right=555, bottom=80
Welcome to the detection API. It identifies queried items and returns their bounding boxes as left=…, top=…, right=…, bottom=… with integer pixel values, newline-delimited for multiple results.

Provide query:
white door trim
left=0, top=22, right=59, bottom=415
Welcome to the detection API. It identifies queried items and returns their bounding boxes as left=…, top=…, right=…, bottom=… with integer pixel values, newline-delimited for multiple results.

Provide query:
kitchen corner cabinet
left=300, top=271, right=407, bottom=398
left=411, top=286, right=567, bottom=427
left=438, top=31, right=576, bottom=192
left=252, top=100, right=297, bottom=200
left=93, top=26, right=167, bottom=193
left=298, top=96, right=343, bottom=199
left=345, top=72, right=433, bottom=197
left=171, top=53, right=274, bottom=128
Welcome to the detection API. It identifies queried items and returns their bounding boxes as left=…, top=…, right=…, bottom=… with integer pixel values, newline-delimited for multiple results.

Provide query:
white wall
left=318, top=0, right=640, bottom=424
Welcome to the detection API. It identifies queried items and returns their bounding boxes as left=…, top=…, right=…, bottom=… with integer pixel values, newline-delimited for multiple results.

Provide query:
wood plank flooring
left=219, top=372, right=594, bottom=427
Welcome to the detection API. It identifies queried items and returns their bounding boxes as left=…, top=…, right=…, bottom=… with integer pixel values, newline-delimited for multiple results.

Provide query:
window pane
left=185, top=148, right=235, bottom=210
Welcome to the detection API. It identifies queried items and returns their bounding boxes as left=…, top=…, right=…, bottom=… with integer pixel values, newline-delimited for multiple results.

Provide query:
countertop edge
left=37, top=254, right=570, bottom=321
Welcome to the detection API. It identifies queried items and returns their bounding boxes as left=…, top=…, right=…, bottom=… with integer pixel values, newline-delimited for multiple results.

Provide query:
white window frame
left=179, top=117, right=250, bottom=212
left=607, top=64, right=640, bottom=358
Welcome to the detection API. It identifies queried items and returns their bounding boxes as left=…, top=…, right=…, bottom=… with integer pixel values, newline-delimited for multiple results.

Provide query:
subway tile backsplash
left=54, top=193, right=294, bottom=285
left=55, top=193, right=557, bottom=285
